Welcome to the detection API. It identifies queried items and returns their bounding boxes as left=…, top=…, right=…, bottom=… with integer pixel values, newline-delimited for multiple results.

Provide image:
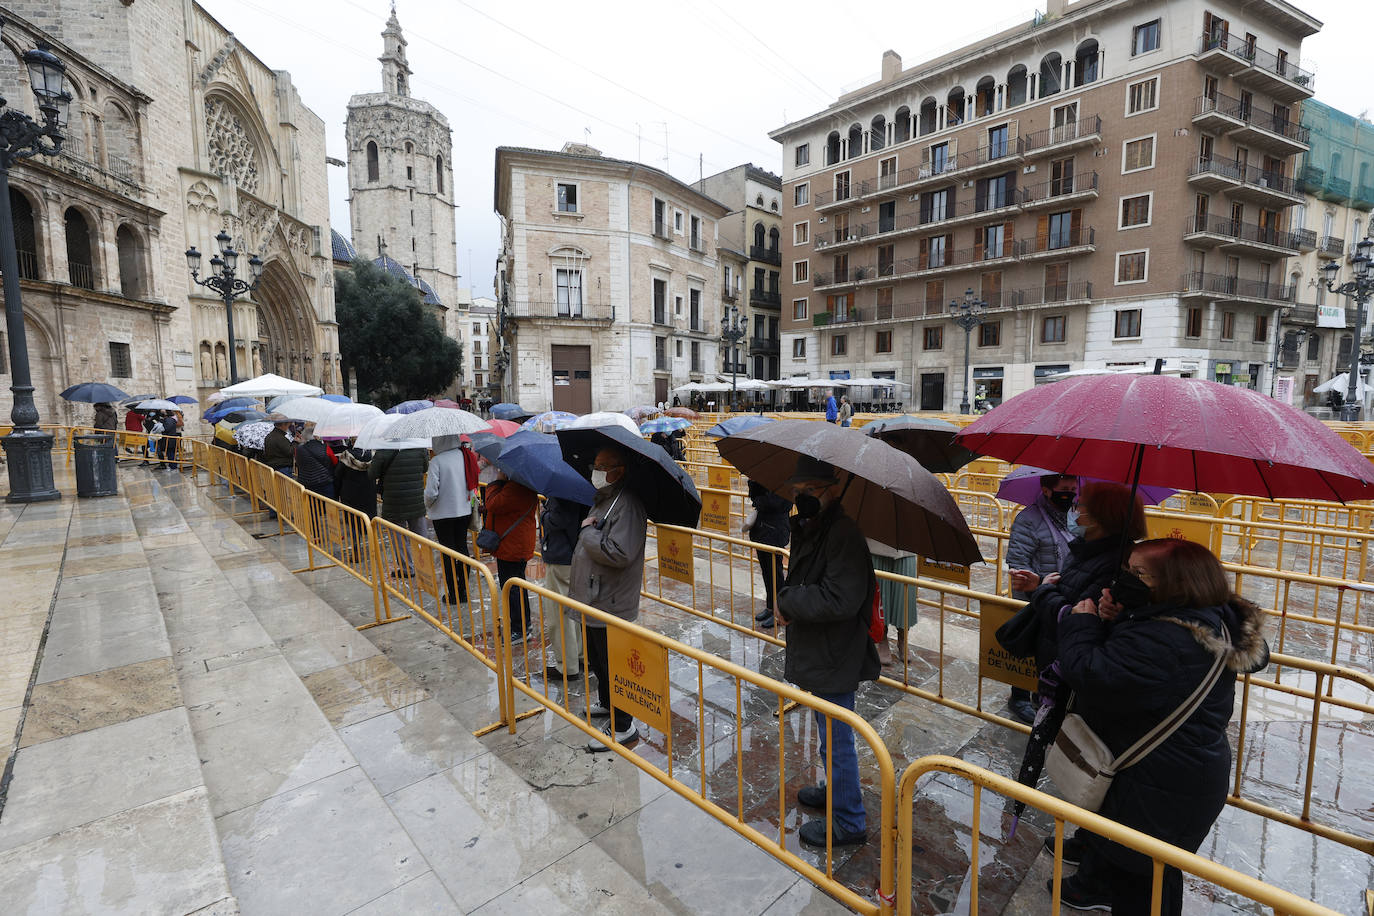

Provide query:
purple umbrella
left=385, top=399, right=434, bottom=415
left=996, top=465, right=1176, bottom=507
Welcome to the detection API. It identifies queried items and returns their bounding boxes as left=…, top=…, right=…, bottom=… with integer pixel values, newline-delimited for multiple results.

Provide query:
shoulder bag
left=477, top=503, right=534, bottom=554
left=1046, top=625, right=1230, bottom=812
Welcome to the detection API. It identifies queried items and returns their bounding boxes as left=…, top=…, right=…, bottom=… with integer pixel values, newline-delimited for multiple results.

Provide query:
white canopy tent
left=1313, top=371, right=1371, bottom=398
left=213, top=373, right=323, bottom=401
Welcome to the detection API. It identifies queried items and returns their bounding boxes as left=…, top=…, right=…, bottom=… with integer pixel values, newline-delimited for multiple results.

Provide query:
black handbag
left=477, top=504, right=534, bottom=553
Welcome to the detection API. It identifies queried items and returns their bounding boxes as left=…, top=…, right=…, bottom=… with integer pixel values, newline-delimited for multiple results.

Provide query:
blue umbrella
left=490, top=402, right=531, bottom=421
left=203, top=397, right=259, bottom=421
left=320, top=393, right=352, bottom=403
left=60, top=382, right=129, bottom=403
left=639, top=416, right=692, bottom=435
left=522, top=410, right=579, bottom=433
left=385, top=399, right=434, bottom=415
left=163, top=395, right=197, bottom=405
left=473, top=430, right=596, bottom=505
left=705, top=415, right=776, bottom=439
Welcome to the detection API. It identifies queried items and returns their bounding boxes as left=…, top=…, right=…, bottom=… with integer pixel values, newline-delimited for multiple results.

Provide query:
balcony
left=1015, top=226, right=1096, bottom=260
left=1009, top=281, right=1093, bottom=308
left=749, top=336, right=780, bottom=354
left=1181, top=271, right=1295, bottom=304
left=1187, top=155, right=1245, bottom=192
left=1317, top=236, right=1346, bottom=260
left=749, top=244, right=781, bottom=266
left=1193, top=94, right=1247, bottom=133
left=653, top=219, right=672, bottom=241
left=1198, top=33, right=1316, bottom=102
left=68, top=262, right=95, bottom=290
left=1019, top=171, right=1099, bottom=210
left=1354, top=185, right=1374, bottom=212
left=1229, top=104, right=1310, bottom=156
left=722, top=283, right=738, bottom=301
left=814, top=193, right=1020, bottom=252
left=812, top=265, right=874, bottom=289
left=1228, top=163, right=1305, bottom=206
left=1017, top=115, right=1102, bottom=158
left=1183, top=215, right=1304, bottom=255
left=815, top=135, right=1028, bottom=208
left=749, top=288, right=781, bottom=308
left=690, top=235, right=707, bottom=253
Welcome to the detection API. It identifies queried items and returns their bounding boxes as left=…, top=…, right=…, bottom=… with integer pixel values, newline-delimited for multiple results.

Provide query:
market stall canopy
left=214, top=373, right=322, bottom=400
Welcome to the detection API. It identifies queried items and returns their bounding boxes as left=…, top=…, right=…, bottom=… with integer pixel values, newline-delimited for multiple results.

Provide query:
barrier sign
left=967, top=459, right=1001, bottom=476
left=707, top=465, right=732, bottom=490
left=1146, top=515, right=1217, bottom=554
left=415, top=540, right=439, bottom=596
left=978, top=601, right=1038, bottom=691
left=966, top=474, right=999, bottom=494
left=701, top=490, right=731, bottom=533
left=608, top=627, right=670, bottom=733
left=658, top=527, right=695, bottom=584
left=918, top=556, right=972, bottom=587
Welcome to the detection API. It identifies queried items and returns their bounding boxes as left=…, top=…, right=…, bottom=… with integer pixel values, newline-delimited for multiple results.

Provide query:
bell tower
left=379, top=4, right=412, bottom=97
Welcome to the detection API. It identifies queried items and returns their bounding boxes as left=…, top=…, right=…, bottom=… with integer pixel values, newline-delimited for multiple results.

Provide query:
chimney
left=882, top=50, right=902, bottom=82
left=1046, top=0, right=1067, bottom=18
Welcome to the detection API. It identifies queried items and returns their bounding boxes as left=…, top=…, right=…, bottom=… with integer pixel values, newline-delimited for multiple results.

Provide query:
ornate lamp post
left=720, top=303, right=747, bottom=412
left=1320, top=235, right=1374, bottom=422
left=185, top=231, right=263, bottom=385
left=950, top=287, right=987, bottom=415
left=1, top=41, right=72, bottom=503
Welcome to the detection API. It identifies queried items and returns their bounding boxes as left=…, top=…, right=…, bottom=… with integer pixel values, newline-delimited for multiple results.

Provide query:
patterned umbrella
left=233, top=421, right=273, bottom=451
left=665, top=406, right=699, bottom=420
left=639, top=416, right=692, bottom=435
left=521, top=410, right=579, bottom=433
left=624, top=405, right=662, bottom=423
left=385, top=399, right=434, bottom=415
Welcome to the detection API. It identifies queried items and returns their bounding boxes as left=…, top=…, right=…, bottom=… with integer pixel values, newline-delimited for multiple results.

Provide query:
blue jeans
left=814, top=691, right=865, bottom=833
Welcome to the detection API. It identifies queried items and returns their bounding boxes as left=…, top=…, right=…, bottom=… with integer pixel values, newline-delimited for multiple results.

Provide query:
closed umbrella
left=490, top=402, right=532, bottom=421
left=383, top=406, right=489, bottom=440
left=61, top=382, right=129, bottom=403
left=862, top=415, right=979, bottom=474
left=232, top=421, right=273, bottom=451
left=639, top=416, right=692, bottom=435
left=996, top=465, right=1176, bottom=507
left=474, top=430, right=596, bottom=505
left=569, top=411, right=641, bottom=435
left=385, top=399, right=434, bottom=415
left=705, top=415, right=775, bottom=439
left=716, top=419, right=982, bottom=564
left=274, top=397, right=340, bottom=424
left=355, top=413, right=430, bottom=450
left=556, top=424, right=701, bottom=526
left=521, top=410, right=579, bottom=433
left=314, top=403, right=384, bottom=439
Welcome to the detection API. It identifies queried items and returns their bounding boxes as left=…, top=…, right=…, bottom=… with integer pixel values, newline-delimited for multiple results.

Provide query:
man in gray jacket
left=570, top=445, right=648, bottom=752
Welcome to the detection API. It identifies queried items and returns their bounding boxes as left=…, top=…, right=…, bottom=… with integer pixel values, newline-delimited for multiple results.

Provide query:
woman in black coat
left=294, top=433, right=335, bottom=499
left=745, top=478, right=792, bottom=629
left=1056, top=538, right=1269, bottom=914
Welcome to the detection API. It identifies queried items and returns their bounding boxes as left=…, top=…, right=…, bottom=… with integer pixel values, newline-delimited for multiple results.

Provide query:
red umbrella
left=433, top=398, right=460, bottom=409
left=954, top=373, right=1374, bottom=502
left=485, top=419, right=522, bottom=438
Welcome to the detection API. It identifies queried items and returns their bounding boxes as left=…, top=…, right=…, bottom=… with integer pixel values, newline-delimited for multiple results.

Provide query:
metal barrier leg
left=356, top=522, right=410, bottom=630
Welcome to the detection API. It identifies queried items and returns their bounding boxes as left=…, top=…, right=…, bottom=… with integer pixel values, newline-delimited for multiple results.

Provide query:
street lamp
left=720, top=303, right=747, bottom=412
left=1320, top=235, right=1374, bottom=421
left=950, top=287, right=987, bottom=415
left=0, top=41, right=72, bottom=503
left=186, top=230, right=264, bottom=385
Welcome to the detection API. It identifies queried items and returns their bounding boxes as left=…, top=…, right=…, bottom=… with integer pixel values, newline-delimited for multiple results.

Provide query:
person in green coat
left=369, top=446, right=429, bottom=577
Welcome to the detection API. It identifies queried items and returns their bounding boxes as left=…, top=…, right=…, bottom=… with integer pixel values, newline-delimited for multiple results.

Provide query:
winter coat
left=294, top=439, right=334, bottom=494
left=424, top=438, right=474, bottom=520
left=369, top=447, right=429, bottom=521
left=93, top=404, right=118, bottom=431
left=998, top=535, right=1121, bottom=673
left=747, top=480, right=792, bottom=548
left=160, top=413, right=180, bottom=439
left=540, top=496, right=589, bottom=567
left=334, top=447, right=376, bottom=517
left=825, top=395, right=838, bottom=422
left=262, top=428, right=295, bottom=470
left=777, top=500, right=881, bottom=695
left=1058, top=596, right=1269, bottom=872
left=838, top=401, right=853, bottom=423
left=569, top=481, right=648, bottom=625
left=124, top=410, right=144, bottom=433
left=482, top=478, right=537, bottom=561
left=1006, top=498, right=1072, bottom=600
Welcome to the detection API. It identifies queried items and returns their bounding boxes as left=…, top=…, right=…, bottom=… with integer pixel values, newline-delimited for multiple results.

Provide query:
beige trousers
left=544, top=563, right=581, bottom=674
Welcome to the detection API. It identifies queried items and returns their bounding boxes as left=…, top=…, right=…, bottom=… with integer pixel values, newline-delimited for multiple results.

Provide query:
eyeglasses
left=1127, top=565, right=1153, bottom=582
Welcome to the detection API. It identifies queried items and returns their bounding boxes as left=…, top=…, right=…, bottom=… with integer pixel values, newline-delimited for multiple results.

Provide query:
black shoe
left=798, top=818, right=866, bottom=847
left=545, top=665, right=583, bottom=681
left=797, top=785, right=828, bottom=809
left=1045, top=876, right=1111, bottom=911
left=1009, top=697, right=1037, bottom=725
left=1043, top=831, right=1085, bottom=866
left=754, top=607, right=774, bottom=622
left=756, top=613, right=775, bottom=629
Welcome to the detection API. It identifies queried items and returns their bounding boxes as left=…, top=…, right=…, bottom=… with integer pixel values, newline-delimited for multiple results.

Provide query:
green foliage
left=336, top=259, right=462, bottom=406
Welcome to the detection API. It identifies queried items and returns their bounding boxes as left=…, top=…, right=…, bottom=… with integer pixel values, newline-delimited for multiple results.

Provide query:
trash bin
left=74, top=434, right=118, bottom=497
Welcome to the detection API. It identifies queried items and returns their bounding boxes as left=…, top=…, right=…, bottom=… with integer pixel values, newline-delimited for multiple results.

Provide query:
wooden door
left=551, top=344, right=592, bottom=414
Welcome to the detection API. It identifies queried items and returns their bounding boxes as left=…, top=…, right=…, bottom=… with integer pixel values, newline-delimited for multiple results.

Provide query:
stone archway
left=253, top=258, right=318, bottom=385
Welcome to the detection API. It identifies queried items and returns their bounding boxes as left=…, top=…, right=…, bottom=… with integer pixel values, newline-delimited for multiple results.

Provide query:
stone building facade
left=494, top=143, right=730, bottom=412
left=0, top=0, right=340, bottom=431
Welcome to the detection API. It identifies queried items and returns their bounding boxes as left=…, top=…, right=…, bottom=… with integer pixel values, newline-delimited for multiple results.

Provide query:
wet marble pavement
left=2, top=464, right=1371, bottom=914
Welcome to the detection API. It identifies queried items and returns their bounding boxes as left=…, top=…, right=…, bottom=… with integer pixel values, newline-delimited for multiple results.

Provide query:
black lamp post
left=0, top=41, right=72, bottom=503
left=1320, top=235, right=1374, bottom=422
left=720, top=303, right=746, bottom=412
left=186, top=231, right=263, bottom=385
left=950, top=287, right=987, bottom=415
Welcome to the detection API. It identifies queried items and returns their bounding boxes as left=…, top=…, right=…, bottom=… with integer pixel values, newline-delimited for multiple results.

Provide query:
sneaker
left=797, top=785, right=828, bottom=809
left=1043, top=831, right=1086, bottom=866
left=586, top=719, right=639, bottom=752
left=1045, top=876, right=1112, bottom=911
left=798, top=818, right=866, bottom=847
left=588, top=704, right=611, bottom=720
left=509, top=631, right=526, bottom=645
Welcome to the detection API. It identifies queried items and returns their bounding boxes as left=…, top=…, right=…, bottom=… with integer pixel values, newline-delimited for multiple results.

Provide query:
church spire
left=380, top=4, right=411, bottom=97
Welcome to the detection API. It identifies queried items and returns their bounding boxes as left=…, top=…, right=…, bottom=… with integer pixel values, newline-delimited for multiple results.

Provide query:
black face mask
left=1049, top=491, right=1076, bottom=511
left=794, top=493, right=822, bottom=519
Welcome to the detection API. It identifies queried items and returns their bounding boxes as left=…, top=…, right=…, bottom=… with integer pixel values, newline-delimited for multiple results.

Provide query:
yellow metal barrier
left=895, top=755, right=1338, bottom=916
left=500, top=576, right=897, bottom=915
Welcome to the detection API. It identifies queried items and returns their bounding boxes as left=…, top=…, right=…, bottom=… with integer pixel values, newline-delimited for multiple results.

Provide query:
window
left=878, top=244, right=895, bottom=276
left=924, top=279, right=945, bottom=315
left=1116, top=250, right=1148, bottom=283
left=1051, top=158, right=1075, bottom=196
left=675, top=295, right=683, bottom=317
left=1127, top=77, right=1159, bottom=115
left=1114, top=309, right=1143, bottom=338
left=795, top=143, right=810, bottom=167
left=1307, top=334, right=1320, bottom=361
left=436, top=155, right=444, bottom=193
left=1253, top=314, right=1270, bottom=342
left=1048, top=211, right=1076, bottom=249
left=794, top=259, right=811, bottom=284
left=1221, top=311, right=1236, bottom=340
left=794, top=222, right=809, bottom=245
left=555, top=268, right=583, bottom=317
left=366, top=141, right=379, bottom=182
left=921, top=189, right=951, bottom=224
left=1123, top=136, right=1155, bottom=172
left=988, top=124, right=1010, bottom=159
left=875, top=286, right=894, bottom=320
left=979, top=321, right=1002, bottom=347
left=690, top=215, right=703, bottom=250
left=1045, top=262, right=1070, bottom=300
left=1042, top=315, right=1066, bottom=342
left=977, top=174, right=1011, bottom=211
left=691, top=340, right=701, bottom=372
left=675, top=340, right=683, bottom=358
left=792, top=298, right=807, bottom=320
left=108, top=342, right=132, bottom=377
left=924, top=234, right=949, bottom=268
left=654, top=199, right=668, bottom=237
left=831, top=334, right=847, bottom=356
left=674, top=211, right=684, bottom=233
left=1120, top=194, right=1151, bottom=228
left=929, top=142, right=950, bottom=174
left=557, top=182, right=578, bottom=212
left=792, top=338, right=806, bottom=358
left=875, top=330, right=893, bottom=353
left=923, top=326, right=944, bottom=350
left=878, top=201, right=895, bottom=233
left=981, top=224, right=1006, bottom=259
left=653, top=278, right=667, bottom=324
left=835, top=171, right=851, bottom=201
left=690, top=289, right=701, bottom=330
left=654, top=336, right=667, bottom=370
left=794, top=183, right=809, bottom=206
left=1186, top=307, right=1203, bottom=337
left=1132, top=19, right=1161, bottom=56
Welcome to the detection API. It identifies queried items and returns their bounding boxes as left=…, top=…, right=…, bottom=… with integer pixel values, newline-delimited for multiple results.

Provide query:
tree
left=336, top=259, right=462, bottom=406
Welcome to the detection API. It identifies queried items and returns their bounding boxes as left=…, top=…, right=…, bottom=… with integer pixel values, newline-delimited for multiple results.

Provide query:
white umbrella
left=314, top=403, right=384, bottom=438
left=1314, top=372, right=1370, bottom=398
left=383, top=406, right=489, bottom=439
left=273, top=397, right=339, bottom=424
left=136, top=398, right=183, bottom=411
left=733, top=379, right=773, bottom=392
left=214, top=373, right=323, bottom=400
left=569, top=411, right=641, bottom=434
left=355, top=413, right=431, bottom=450
left=672, top=381, right=703, bottom=392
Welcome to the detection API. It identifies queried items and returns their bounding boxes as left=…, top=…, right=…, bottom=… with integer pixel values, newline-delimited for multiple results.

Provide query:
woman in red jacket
left=483, top=471, right=538, bottom=642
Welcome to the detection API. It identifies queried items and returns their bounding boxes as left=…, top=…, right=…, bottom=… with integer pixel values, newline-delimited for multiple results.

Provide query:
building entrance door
left=920, top=372, right=944, bottom=411
left=551, top=344, right=592, bottom=414
left=654, top=378, right=668, bottom=406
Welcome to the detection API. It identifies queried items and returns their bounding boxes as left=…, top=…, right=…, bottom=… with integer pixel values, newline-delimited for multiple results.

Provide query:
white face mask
left=591, top=470, right=610, bottom=490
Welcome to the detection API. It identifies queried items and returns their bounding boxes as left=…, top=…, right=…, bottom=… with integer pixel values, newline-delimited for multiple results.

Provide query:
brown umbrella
left=665, top=406, right=699, bottom=420
left=716, top=419, right=983, bottom=565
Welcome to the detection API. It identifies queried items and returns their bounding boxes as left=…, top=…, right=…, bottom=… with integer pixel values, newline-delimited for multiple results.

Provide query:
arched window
left=975, top=76, right=996, bottom=117
left=825, top=131, right=841, bottom=165
left=396, top=73, right=406, bottom=95
left=846, top=123, right=863, bottom=159
left=753, top=222, right=766, bottom=249
left=65, top=208, right=95, bottom=290
left=1074, top=40, right=1100, bottom=86
left=10, top=188, right=39, bottom=280
left=870, top=115, right=886, bottom=151
left=1006, top=65, right=1029, bottom=107
left=756, top=193, right=765, bottom=206
left=366, top=141, right=379, bottom=182
left=1039, top=53, right=1063, bottom=98
left=946, top=87, right=966, bottom=126
left=768, top=226, right=780, bottom=253
left=436, top=154, right=444, bottom=194
left=117, top=225, right=143, bottom=298
left=893, top=106, right=911, bottom=143
left=404, top=141, right=413, bottom=155
left=918, top=98, right=938, bottom=136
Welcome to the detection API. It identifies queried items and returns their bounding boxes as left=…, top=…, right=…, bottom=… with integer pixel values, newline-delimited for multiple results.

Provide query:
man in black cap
left=776, top=454, right=880, bottom=847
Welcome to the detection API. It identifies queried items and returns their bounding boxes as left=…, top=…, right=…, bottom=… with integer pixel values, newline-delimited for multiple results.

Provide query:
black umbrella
left=556, top=424, right=701, bottom=527
left=60, top=382, right=129, bottom=403
left=862, top=415, right=979, bottom=474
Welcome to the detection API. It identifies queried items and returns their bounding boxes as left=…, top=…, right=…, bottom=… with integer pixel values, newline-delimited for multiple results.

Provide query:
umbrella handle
left=1112, top=358, right=1164, bottom=583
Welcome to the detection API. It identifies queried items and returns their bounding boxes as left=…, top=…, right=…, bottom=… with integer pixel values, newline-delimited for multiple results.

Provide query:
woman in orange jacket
left=483, top=471, right=539, bottom=642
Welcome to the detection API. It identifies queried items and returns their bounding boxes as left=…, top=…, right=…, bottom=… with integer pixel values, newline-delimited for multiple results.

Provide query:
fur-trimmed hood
left=338, top=447, right=372, bottom=473
left=1160, top=596, right=1269, bottom=675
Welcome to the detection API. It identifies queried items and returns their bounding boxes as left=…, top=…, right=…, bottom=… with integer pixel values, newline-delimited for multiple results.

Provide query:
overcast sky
left=199, top=0, right=1362, bottom=304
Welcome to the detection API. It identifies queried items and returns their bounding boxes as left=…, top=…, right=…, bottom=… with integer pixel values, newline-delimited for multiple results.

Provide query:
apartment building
left=771, top=0, right=1320, bottom=411
left=493, top=143, right=730, bottom=412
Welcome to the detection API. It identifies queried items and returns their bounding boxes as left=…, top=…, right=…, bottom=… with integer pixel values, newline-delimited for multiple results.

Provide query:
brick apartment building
left=771, top=0, right=1320, bottom=411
